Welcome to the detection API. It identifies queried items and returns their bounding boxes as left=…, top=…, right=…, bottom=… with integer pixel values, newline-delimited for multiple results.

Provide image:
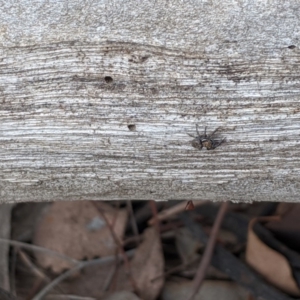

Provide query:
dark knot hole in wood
left=128, top=124, right=136, bottom=131
left=104, top=76, right=113, bottom=83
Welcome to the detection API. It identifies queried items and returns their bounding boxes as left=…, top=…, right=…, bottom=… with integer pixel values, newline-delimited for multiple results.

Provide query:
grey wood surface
left=0, top=0, right=299, bottom=202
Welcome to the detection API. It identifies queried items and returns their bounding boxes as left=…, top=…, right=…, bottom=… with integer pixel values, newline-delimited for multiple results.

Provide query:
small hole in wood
left=104, top=76, right=113, bottom=83
left=288, top=45, right=296, bottom=49
left=128, top=124, right=136, bottom=131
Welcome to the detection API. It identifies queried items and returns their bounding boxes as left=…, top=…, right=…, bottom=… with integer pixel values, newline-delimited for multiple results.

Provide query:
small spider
left=188, top=125, right=225, bottom=150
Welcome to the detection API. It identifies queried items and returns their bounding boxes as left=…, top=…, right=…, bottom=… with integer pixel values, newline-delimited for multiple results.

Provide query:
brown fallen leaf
left=246, top=218, right=300, bottom=296
left=33, top=201, right=127, bottom=273
left=104, top=291, right=141, bottom=300
left=266, top=203, right=300, bottom=252
left=59, top=260, right=132, bottom=299
left=175, top=227, right=202, bottom=264
left=131, top=227, right=164, bottom=300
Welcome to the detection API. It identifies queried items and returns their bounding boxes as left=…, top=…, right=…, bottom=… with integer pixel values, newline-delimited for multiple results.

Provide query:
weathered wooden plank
left=0, top=1, right=299, bottom=202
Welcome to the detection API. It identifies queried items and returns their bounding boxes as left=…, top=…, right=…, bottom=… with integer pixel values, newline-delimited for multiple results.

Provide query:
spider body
left=189, top=125, right=225, bottom=150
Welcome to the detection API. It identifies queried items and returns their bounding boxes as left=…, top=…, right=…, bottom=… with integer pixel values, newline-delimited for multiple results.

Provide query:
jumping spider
left=188, top=125, right=225, bottom=150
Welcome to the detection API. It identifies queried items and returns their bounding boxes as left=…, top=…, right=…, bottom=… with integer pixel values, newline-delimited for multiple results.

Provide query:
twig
left=126, top=202, right=164, bottom=231
left=149, top=200, right=160, bottom=232
left=18, top=249, right=50, bottom=282
left=108, top=257, right=120, bottom=293
left=0, top=238, right=78, bottom=265
left=31, top=249, right=135, bottom=300
left=181, top=205, right=294, bottom=300
left=123, top=235, right=143, bottom=246
left=18, top=250, right=50, bottom=300
left=0, top=288, right=17, bottom=300
left=10, top=247, right=17, bottom=297
left=110, top=201, right=120, bottom=228
left=102, top=262, right=118, bottom=292
left=26, top=279, right=46, bottom=300
left=126, top=201, right=140, bottom=245
left=151, top=257, right=199, bottom=282
left=0, top=203, right=13, bottom=292
left=187, top=201, right=229, bottom=300
left=124, top=219, right=184, bottom=245
left=91, top=203, right=137, bottom=292
left=102, top=248, right=119, bottom=293
left=148, top=200, right=208, bottom=225
left=17, top=249, right=66, bottom=300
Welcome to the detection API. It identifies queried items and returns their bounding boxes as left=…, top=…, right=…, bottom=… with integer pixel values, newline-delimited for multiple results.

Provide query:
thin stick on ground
left=187, top=201, right=229, bottom=300
left=0, top=238, right=78, bottom=265
left=31, top=250, right=135, bottom=300
left=148, top=200, right=208, bottom=226
left=0, top=203, right=13, bottom=293
left=149, top=200, right=160, bottom=232
left=102, top=260, right=118, bottom=292
left=151, top=257, right=199, bottom=282
left=10, top=247, right=17, bottom=297
left=17, top=249, right=64, bottom=300
left=91, top=202, right=137, bottom=292
left=18, top=249, right=51, bottom=282
left=126, top=200, right=140, bottom=245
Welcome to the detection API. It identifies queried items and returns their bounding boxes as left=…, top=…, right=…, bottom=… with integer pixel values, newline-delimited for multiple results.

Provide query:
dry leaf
left=33, top=201, right=127, bottom=273
left=131, top=227, right=164, bottom=300
left=175, top=227, right=202, bottom=264
left=246, top=218, right=300, bottom=296
left=175, top=227, right=226, bottom=279
left=266, top=203, right=300, bottom=252
left=59, top=261, right=132, bottom=299
left=104, top=291, right=141, bottom=300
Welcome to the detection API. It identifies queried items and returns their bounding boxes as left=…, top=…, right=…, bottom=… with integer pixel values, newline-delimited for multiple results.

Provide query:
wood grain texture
left=0, top=0, right=300, bottom=202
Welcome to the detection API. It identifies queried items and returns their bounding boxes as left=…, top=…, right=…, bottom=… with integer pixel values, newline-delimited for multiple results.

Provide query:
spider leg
left=213, top=138, right=226, bottom=148
left=208, top=127, right=220, bottom=138
left=204, top=126, right=208, bottom=138
left=196, top=124, right=201, bottom=137
left=187, top=132, right=196, bottom=138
